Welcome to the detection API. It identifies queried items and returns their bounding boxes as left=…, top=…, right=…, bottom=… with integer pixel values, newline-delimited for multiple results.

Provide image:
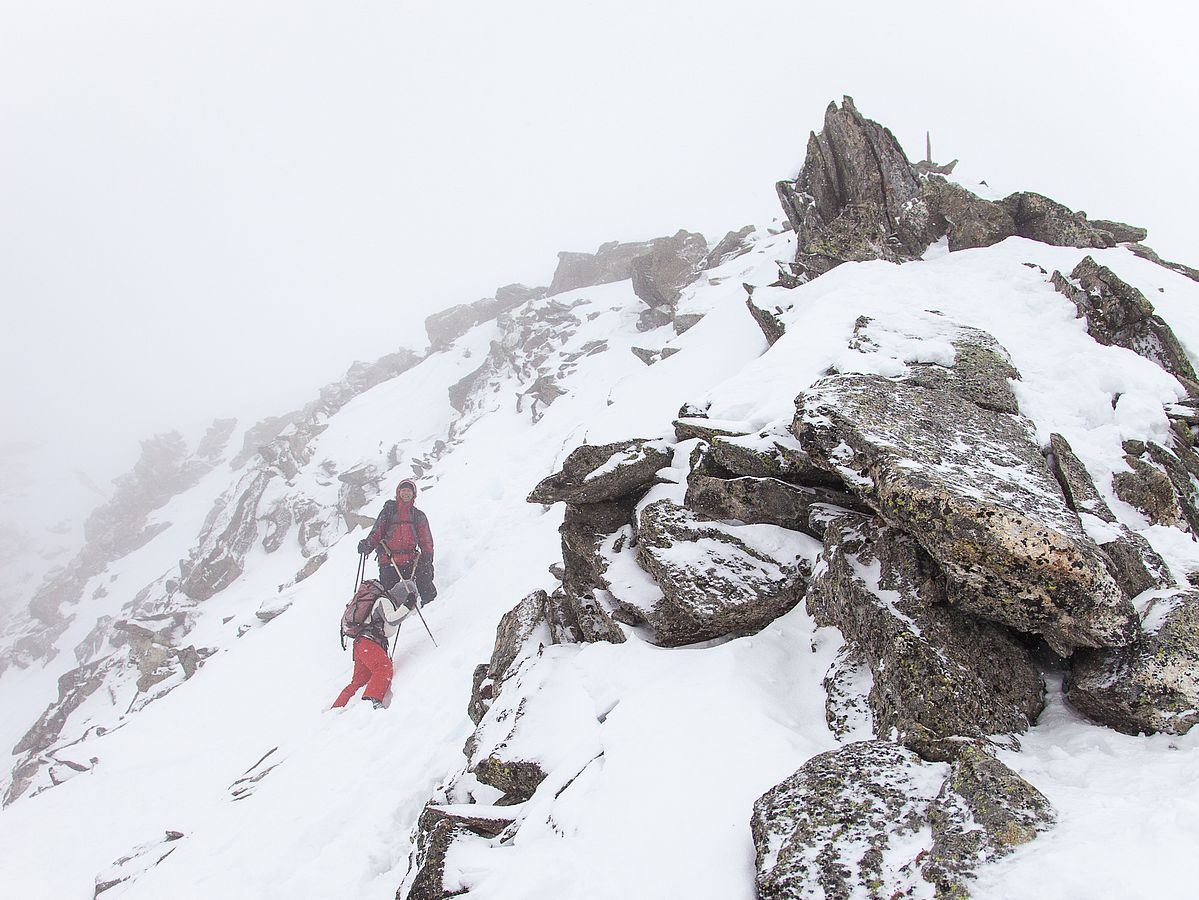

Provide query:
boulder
left=1001, top=192, right=1116, bottom=248
left=752, top=740, right=1053, bottom=900
left=527, top=439, right=672, bottom=506
left=795, top=370, right=1138, bottom=655
left=809, top=512, right=1044, bottom=750
left=1052, top=256, right=1198, bottom=384
left=1113, top=455, right=1183, bottom=526
left=913, top=176, right=1017, bottom=252
left=634, top=499, right=811, bottom=645
left=629, top=230, right=708, bottom=308
left=1066, top=589, right=1199, bottom=735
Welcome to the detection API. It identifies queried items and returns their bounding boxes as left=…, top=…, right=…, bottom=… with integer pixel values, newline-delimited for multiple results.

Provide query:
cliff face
left=2, top=99, right=1199, bottom=900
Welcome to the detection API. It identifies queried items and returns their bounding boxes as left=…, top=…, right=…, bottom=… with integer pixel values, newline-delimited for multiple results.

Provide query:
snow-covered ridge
left=2, top=98, right=1199, bottom=899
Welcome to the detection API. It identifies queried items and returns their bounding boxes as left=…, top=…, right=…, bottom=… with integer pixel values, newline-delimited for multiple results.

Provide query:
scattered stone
left=1127, top=243, right=1199, bottom=283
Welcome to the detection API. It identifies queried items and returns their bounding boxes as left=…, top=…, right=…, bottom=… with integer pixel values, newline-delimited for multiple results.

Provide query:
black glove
left=357, top=538, right=370, bottom=555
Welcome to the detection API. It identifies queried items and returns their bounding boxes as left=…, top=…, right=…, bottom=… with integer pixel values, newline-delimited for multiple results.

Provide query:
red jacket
left=364, top=499, right=434, bottom=567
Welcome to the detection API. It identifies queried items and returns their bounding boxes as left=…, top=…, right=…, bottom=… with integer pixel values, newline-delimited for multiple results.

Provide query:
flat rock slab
left=636, top=499, right=814, bottom=646
left=528, top=439, right=672, bottom=505
left=752, top=741, right=1054, bottom=900
left=1067, top=589, right=1199, bottom=735
left=795, top=372, right=1137, bottom=655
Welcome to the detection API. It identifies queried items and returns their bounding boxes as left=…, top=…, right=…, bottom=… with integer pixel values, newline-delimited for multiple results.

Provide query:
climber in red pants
left=332, top=580, right=416, bottom=709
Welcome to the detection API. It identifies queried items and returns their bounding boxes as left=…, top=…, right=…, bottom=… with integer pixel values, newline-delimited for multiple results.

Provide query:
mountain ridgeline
left=2, top=97, right=1198, bottom=899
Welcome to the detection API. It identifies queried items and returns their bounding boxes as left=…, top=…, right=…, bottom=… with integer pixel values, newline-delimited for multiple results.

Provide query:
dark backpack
left=341, top=579, right=386, bottom=648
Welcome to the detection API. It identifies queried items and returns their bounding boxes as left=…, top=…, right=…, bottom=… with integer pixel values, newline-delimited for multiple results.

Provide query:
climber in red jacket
left=358, top=479, right=438, bottom=605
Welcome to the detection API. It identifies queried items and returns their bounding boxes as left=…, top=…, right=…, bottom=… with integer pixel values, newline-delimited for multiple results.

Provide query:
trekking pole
left=383, top=548, right=438, bottom=649
left=353, top=550, right=366, bottom=593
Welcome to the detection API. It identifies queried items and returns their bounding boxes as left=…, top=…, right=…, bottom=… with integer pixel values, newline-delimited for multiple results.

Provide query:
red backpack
left=341, top=580, right=386, bottom=648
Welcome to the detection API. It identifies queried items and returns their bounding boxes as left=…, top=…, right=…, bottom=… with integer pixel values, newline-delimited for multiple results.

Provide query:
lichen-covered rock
left=752, top=740, right=1054, bottom=900
left=923, top=744, right=1056, bottom=893
left=809, top=513, right=1044, bottom=749
left=1113, top=455, right=1183, bottom=526
left=1089, top=219, right=1148, bottom=244
left=1066, top=589, right=1199, bottom=735
left=1052, top=256, right=1197, bottom=384
left=527, top=439, right=672, bottom=505
left=635, top=499, right=813, bottom=645
left=795, top=371, right=1137, bottom=655
left=403, top=805, right=479, bottom=900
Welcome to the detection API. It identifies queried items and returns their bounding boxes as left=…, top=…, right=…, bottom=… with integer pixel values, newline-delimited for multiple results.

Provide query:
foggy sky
left=1, top=0, right=1196, bottom=515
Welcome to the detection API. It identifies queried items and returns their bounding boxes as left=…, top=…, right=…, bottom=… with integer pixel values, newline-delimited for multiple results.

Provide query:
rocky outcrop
left=808, top=513, right=1044, bottom=752
left=1053, top=256, right=1197, bottom=385
left=1067, top=589, right=1199, bottom=735
left=548, top=231, right=705, bottom=296
left=752, top=741, right=1053, bottom=900
left=796, top=366, right=1138, bottom=655
left=94, top=830, right=185, bottom=897
left=1127, top=243, right=1199, bottom=283
left=634, top=499, right=810, bottom=646
left=180, top=470, right=272, bottom=601
left=629, top=230, right=707, bottom=309
left=776, top=96, right=922, bottom=280
left=774, top=98, right=1147, bottom=284
left=424, top=284, right=546, bottom=351
left=1000, top=192, right=1116, bottom=249
left=703, top=225, right=755, bottom=269
left=1048, top=433, right=1173, bottom=598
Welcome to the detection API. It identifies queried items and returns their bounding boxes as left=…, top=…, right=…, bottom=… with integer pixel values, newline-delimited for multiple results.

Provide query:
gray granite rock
left=752, top=740, right=1053, bottom=900
left=1053, top=256, right=1197, bottom=384
left=1001, top=192, right=1116, bottom=249
left=1048, top=433, right=1173, bottom=598
left=795, top=370, right=1137, bottom=655
left=635, top=499, right=809, bottom=645
left=1067, top=589, right=1199, bottom=735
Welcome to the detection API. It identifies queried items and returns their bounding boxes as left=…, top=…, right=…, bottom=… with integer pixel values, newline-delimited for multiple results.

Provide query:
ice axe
left=382, top=547, right=438, bottom=649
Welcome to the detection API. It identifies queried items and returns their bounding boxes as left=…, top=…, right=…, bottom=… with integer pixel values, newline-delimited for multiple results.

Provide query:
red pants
left=332, top=637, right=393, bottom=707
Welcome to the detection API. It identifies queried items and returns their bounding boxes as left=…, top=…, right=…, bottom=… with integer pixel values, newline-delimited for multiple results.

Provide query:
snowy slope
left=2, top=225, right=1199, bottom=899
